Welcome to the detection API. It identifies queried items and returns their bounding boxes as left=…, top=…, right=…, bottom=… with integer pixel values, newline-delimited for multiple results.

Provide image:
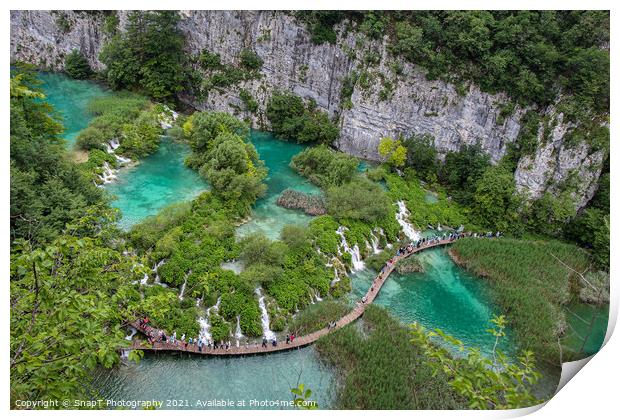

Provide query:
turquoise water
left=351, top=247, right=515, bottom=357
left=237, top=131, right=321, bottom=240
left=96, top=347, right=335, bottom=409
left=563, top=302, right=609, bottom=356
left=37, top=72, right=542, bottom=407
left=106, top=137, right=208, bottom=229
left=37, top=72, right=110, bottom=146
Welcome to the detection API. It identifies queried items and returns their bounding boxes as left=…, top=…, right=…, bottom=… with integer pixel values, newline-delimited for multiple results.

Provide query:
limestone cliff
left=10, top=10, right=605, bottom=209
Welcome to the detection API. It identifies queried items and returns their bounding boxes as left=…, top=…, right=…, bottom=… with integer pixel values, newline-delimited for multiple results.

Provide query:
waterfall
left=315, top=292, right=323, bottom=302
left=125, top=327, right=137, bottom=341
left=198, top=297, right=221, bottom=342
left=158, top=105, right=179, bottom=129
left=235, top=315, right=244, bottom=347
left=152, top=260, right=168, bottom=287
left=140, top=272, right=149, bottom=285
left=178, top=273, right=188, bottom=300
left=370, top=232, right=381, bottom=254
left=98, top=139, right=131, bottom=186
left=98, top=161, right=118, bottom=185
left=396, top=201, right=420, bottom=241
left=330, top=268, right=340, bottom=286
left=336, top=226, right=365, bottom=271
left=255, top=288, right=276, bottom=340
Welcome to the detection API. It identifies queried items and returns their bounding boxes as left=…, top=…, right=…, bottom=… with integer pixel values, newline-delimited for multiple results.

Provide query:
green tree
left=327, top=177, right=392, bottom=223
left=10, top=69, right=105, bottom=245
left=64, top=50, right=92, bottom=79
left=410, top=315, right=542, bottom=409
left=266, top=92, right=339, bottom=144
left=378, top=137, right=407, bottom=168
left=472, top=165, right=523, bottom=233
left=290, top=145, right=359, bottom=188
left=402, top=133, right=438, bottom=181
left=441, top=144, right=490, bottom=205
left=528, top=192, right=576, bottom=237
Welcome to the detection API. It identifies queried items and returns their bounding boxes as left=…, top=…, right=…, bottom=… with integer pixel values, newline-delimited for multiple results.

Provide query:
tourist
left=286, top=334, right=290, bottom=344
left=291, top=333, right=295, bottom=343
left=198, top=338, right=202, bottom=352
left=262, top=337, right=267, bottom=348
left=172, top=331, right=177, bottom=345
left=272, top=338, right=277, bottom=347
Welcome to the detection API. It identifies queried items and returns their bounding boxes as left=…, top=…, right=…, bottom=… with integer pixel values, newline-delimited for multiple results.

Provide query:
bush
left=290, top=145, right=359, bottom=188
left=239, top=48, right=263, bottom=70
left=327, top=177, right=392, bottom=223
left=76, top=126, right=106, bottom=151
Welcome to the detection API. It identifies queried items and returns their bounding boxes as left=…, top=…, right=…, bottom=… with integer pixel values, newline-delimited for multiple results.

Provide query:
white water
left=235, top=316, right=245, bottom=347
left=198, top=297, right=221, bottom=342
left=98, top=139, right=131, bottom=185
left=255, top=288, right=276, bottom=340
left=124, top=327, right=137, bottom=341
left=396, top=201, right=420, bottom=241
left=178, top=274, right=188, bottom=300
left=336, top=226, right=365, bottom=271
left=152, top=260, right=168, bottom=287
left=221, top=260, right=244, bottom=274
left=330, top=267, right=340, bottom=286
left=98, top=161, right=118, bottom=185
left=370, top=232, right=382, bottom=254
left=158, top=105, right=179, bottom=129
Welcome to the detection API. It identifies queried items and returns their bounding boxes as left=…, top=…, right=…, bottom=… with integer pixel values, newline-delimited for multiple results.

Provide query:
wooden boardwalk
left=125, top=238, right=455, bottom=357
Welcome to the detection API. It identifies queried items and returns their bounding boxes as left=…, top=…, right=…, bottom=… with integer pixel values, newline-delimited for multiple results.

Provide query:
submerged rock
left=276, top=189, right=326, bottom=216
left=395, top=257, right=424, bottom=274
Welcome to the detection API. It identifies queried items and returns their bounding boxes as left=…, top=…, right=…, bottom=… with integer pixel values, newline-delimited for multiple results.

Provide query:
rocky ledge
left=276, top=189, right=326, bottom=216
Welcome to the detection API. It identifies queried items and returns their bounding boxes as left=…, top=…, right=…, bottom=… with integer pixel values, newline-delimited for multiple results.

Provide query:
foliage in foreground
left=287, top=300, right=351, bottom=336
left=411, top=315, right=542, bottom=409
left=10, top=211, right=143, bottom=404
left=315, top=305, right=464, bottom=409
left=10, top=68, right=105, bottom=246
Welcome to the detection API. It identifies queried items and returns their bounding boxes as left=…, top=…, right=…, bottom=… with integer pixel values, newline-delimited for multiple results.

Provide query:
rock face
left=10, top=10, right=108, bottom=71
left=10, top=10, right=605, bottom=209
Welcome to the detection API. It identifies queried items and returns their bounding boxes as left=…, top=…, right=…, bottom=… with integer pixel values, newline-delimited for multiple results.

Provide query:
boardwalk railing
left=125, top=238, right=456, bottom=357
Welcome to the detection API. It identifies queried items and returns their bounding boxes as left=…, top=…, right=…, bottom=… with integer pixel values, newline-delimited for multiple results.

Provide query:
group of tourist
left=131, top=229, right=503, bottom=354
left=359, top=230, right=503, bottom=307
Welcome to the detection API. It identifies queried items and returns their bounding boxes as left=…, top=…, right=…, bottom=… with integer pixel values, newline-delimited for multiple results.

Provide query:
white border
left=3, top=1, right=618, bottom=419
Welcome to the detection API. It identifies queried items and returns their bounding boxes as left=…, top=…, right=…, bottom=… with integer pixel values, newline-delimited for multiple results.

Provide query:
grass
left=450, top=237, right=592, bottom=364
left=315, top=305, right=464, bottom=409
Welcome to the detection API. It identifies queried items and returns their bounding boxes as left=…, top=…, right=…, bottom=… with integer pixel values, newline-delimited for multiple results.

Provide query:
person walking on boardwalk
left=286, top=334, right=290, bottom=344
left=262, top=337, right=267, bottom=348
left=291, top=333, right=295, bottom=343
